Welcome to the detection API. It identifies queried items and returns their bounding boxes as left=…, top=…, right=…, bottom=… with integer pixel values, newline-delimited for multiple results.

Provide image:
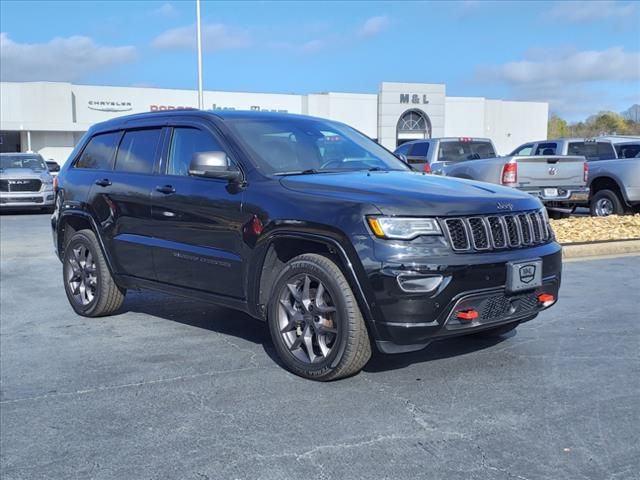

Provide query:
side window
left=394, top=143, right=411, bottom=155
left=115, top=129, right=162, bottom=174
left=75, top=132, right=120, bottom=170
left=409, top=142, right=429, bottom=157
left=510, top=144, right=533, bottom=156
left=534, top=143, right=557, bottom=155
left=167, top=127, right=226, bottom=176
left=597, top=142, right=615, bottom=160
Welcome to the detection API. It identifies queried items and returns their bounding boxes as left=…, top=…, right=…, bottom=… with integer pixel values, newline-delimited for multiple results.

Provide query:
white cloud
left=357, top=16, right=390, bottom=38
left=547, top=1, right=638, bottom=23
left=475, top=47, right=640, bottom=120
left=149, top=2, right=177, bottom=18
left=479, top=47, right=640, bottom=86
left=0, top=32, right=136, bottom=82
left=151, top=23, right=251, bottom=51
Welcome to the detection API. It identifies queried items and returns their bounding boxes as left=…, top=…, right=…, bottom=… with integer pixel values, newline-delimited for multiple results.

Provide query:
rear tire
left=590, top=189, right=624, bottom=216
left=62, top=229, right=125, bottom=317
left=268, top=253, right=371, bottom=381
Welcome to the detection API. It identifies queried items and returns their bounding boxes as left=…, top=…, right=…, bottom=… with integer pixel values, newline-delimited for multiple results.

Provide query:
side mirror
left=395, top=153, right=408, bottom=163
left=189, top=151, right=242, bottom=182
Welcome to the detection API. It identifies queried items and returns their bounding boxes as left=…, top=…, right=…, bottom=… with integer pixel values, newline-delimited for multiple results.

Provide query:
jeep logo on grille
left=496, top=202, right=513, bottom=210
left=519, top=264, right=536, bottom=284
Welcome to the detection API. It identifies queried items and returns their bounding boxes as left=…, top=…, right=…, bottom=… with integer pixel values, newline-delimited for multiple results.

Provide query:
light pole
left=196, top=0, right=204, bottom=109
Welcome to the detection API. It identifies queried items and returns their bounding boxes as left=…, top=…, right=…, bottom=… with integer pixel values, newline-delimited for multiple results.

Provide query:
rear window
left=409, top=142, right=429, bottom=157
left=534, top=143, right=558, bottom=155
left=438, top=141, right=495, bottom=162
left=567, top=142, right=616, bottom=161
left=114, top=129, right=162, bottom=174
left=615, top=143, right=640, bottom=159
left=75, top=132, right=120, bottom=170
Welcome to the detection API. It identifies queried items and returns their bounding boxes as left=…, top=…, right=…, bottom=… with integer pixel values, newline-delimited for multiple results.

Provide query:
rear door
left=87, top=127, right=163, bottom=280
left=149, top=120, right=246, bottom=298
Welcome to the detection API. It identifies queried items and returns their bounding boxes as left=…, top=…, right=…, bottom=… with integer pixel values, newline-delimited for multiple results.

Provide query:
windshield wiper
left=275, top=168, right=337, bottom=176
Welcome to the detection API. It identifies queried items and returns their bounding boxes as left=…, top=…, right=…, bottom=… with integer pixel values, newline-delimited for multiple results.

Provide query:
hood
left=0, top=168, right=51, bottom=181
left=280, top=171, right=541, bottom=216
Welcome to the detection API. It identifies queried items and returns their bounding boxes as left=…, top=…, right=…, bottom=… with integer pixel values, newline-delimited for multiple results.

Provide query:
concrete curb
left=562, top=239, right=640, bottom=260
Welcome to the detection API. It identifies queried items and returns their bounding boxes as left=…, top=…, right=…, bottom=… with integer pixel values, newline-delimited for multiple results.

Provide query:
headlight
left=367, top=216, right=442, bottom=240
left=42, top=177, right=53, bottom=184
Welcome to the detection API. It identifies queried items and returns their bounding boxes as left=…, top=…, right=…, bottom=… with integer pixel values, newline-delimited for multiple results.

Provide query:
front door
left=149, top=123, right=246, bottom=298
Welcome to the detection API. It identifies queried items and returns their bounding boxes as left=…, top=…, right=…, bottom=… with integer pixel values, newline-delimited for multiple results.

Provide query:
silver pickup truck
left=508, top=136, right=640, bottom=216
left=394, top=137, right=588, bottom=218
left=0, top=152, right=56, bottom=212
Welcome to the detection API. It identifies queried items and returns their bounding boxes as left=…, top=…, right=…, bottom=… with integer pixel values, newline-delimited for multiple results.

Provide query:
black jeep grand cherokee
left=52, top=111, right=561, bottom=380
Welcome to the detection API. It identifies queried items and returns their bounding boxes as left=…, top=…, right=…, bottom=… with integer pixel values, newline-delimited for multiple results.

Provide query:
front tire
left=590, top=189, right=624, bottom=216
left=268, top=254, right=371, bottom=381
left=62, top=229, right=125, bottom=317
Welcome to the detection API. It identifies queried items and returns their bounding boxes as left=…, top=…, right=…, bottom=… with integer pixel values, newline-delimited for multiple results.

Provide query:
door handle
left=155, top=185, right=176, bottom=194
left=95, top=178, right=112, bottom=187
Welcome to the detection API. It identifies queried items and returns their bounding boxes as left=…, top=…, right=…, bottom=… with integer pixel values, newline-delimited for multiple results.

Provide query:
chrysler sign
left=88, top=100, right=133, bottom=112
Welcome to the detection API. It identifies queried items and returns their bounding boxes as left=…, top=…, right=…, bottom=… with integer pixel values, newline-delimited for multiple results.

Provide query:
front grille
left=443, top=210, right=551, bottom=253
left=1, top=179, right=42, bottom=192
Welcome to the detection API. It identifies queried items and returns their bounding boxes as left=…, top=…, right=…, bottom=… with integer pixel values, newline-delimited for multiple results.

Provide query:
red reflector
left=537, top=293, right=555, bottom=303
left=251, top=215, right=263, bottom=235
left=456, top=309, right=479, bottom=321
left=424, top=162, right=431, bottom=174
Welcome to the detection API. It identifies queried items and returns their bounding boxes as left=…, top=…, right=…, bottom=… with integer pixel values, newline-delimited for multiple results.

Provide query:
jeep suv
left=52, top=111, right=562, bottom=380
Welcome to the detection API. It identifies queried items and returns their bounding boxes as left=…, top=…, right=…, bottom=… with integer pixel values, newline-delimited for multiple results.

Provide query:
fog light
left=397, top=274, right=443, bottom=293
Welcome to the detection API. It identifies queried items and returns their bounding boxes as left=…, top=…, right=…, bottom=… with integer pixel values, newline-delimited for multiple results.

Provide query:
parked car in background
left=583, top=140, right=640, bottom=216
left=52, top=111, right=561, bottom=381
left=0, top=152, right=55, bottom=212
left=394, top=138, right=588, bottom=218
left=46, top=160, right=61, bottom=176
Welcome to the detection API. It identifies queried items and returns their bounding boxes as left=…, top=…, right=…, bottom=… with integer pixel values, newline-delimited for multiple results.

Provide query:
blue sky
left=1, top=0, right=639, bottom=121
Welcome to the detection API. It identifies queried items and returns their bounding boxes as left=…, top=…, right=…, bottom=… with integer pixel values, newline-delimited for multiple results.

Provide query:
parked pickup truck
left=394, top=138, right=589, bottom=218
left=508, top=136, right=640, bottom=216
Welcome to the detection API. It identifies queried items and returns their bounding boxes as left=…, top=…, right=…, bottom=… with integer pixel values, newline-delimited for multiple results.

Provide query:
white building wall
left=30, top=131, right=76, bottom=164
left=444, top=97, right=486, bottom=138
left=484, top=100, right=549, bottom=155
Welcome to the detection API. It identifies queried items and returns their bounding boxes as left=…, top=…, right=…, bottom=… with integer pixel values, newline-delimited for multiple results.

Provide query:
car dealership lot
left=1, top=213, right=639, bottom=480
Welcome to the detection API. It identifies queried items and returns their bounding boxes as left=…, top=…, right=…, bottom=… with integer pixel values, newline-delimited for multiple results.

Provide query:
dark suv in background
left=52, top=111, right=562, bottom=380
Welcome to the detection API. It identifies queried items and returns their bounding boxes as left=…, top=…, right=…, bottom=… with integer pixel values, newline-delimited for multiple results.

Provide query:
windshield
left=226, top=117, right=410, bottom=175
left=0, top=154, right=47, bottom=171
left=438, top=141, right=496, bottom=162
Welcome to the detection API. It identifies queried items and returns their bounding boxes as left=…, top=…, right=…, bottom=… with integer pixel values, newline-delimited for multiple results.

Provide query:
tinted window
left=115, top=129, right=161, bottom=174
left=568, top=141, right=615, bottom=161
left=615, top=143, right=640, bottom=159
left=394, top=143, right=411, bottom=155
left=597, top=142, right=615, bottom=160
left=438, top=141, right=496, bottom=162
left=534, top=143, right=557, bottom=155
left=75, top=132, right=120, bottom=170
left=510, top=144, right=533, bottom=156
left=409, top=142, right=429, bottom=157
left=168, top=128, right=224, bottom=176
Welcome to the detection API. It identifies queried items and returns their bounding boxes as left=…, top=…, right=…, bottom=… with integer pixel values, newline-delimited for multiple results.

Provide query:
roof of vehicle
left=91, top=109, right=332, bottom=132
left=394, top=137, right=492, bottom=149
left=537, top=136, right=640, bottom=144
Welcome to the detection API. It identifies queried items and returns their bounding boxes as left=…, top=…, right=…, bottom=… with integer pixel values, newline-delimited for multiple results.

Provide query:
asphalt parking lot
left=1, top=213, right=639, bottom=480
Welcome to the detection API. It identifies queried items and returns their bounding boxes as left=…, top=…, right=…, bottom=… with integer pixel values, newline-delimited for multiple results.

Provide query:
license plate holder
left=506, top=259, right=543, bottom=292
left=544, top=188, right=558, bottom=197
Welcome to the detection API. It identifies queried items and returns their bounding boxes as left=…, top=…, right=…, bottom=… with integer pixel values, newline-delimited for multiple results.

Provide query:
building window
left=396, top=109, right=431, bottom=147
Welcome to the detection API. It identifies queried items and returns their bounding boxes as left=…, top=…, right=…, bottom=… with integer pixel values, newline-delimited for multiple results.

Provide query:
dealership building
left=0, top=81, right=548, bottom=165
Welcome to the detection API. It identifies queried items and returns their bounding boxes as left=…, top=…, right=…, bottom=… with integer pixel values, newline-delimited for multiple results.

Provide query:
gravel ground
left=550, top=214, right=640, bottom=243
left=1, top=213, right=640, bottom=480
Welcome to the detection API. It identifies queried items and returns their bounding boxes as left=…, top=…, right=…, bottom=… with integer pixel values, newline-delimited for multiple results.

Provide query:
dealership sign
left=400, top=94, right=429, bottom=105
left=88, top=100, right=133, bottom=112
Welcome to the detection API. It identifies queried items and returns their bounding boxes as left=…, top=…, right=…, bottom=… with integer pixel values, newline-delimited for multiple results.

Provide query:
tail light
left=583, top=161, right=588, bottom=183
left=501, top=162, right=518, bottom=186
left=423, top=162, right=431, bottom=174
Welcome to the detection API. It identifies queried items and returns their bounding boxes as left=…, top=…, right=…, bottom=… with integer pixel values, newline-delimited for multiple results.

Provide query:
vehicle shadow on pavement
left=120, top=290, right=513, bottom=374
left=364, top=333, right=513, bottom=373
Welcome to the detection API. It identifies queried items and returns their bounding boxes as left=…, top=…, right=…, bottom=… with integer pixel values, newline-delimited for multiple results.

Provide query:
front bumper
left=0, top=190, right=55, bottom=209
left=522, top=186, right=589, bottom=206
left=360, top=239, right=562, bottom=354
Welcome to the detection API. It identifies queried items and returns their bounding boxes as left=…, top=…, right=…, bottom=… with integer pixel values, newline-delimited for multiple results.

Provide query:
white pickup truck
left=394, top=138, right=589, bottom=218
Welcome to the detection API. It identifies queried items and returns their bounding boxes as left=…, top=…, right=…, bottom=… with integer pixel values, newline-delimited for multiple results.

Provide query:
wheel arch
left=57, top=210, right=116, bottom=275
left=248, top=231, right=379, bottom=337
left=589, top=176, right=628, bottom=204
